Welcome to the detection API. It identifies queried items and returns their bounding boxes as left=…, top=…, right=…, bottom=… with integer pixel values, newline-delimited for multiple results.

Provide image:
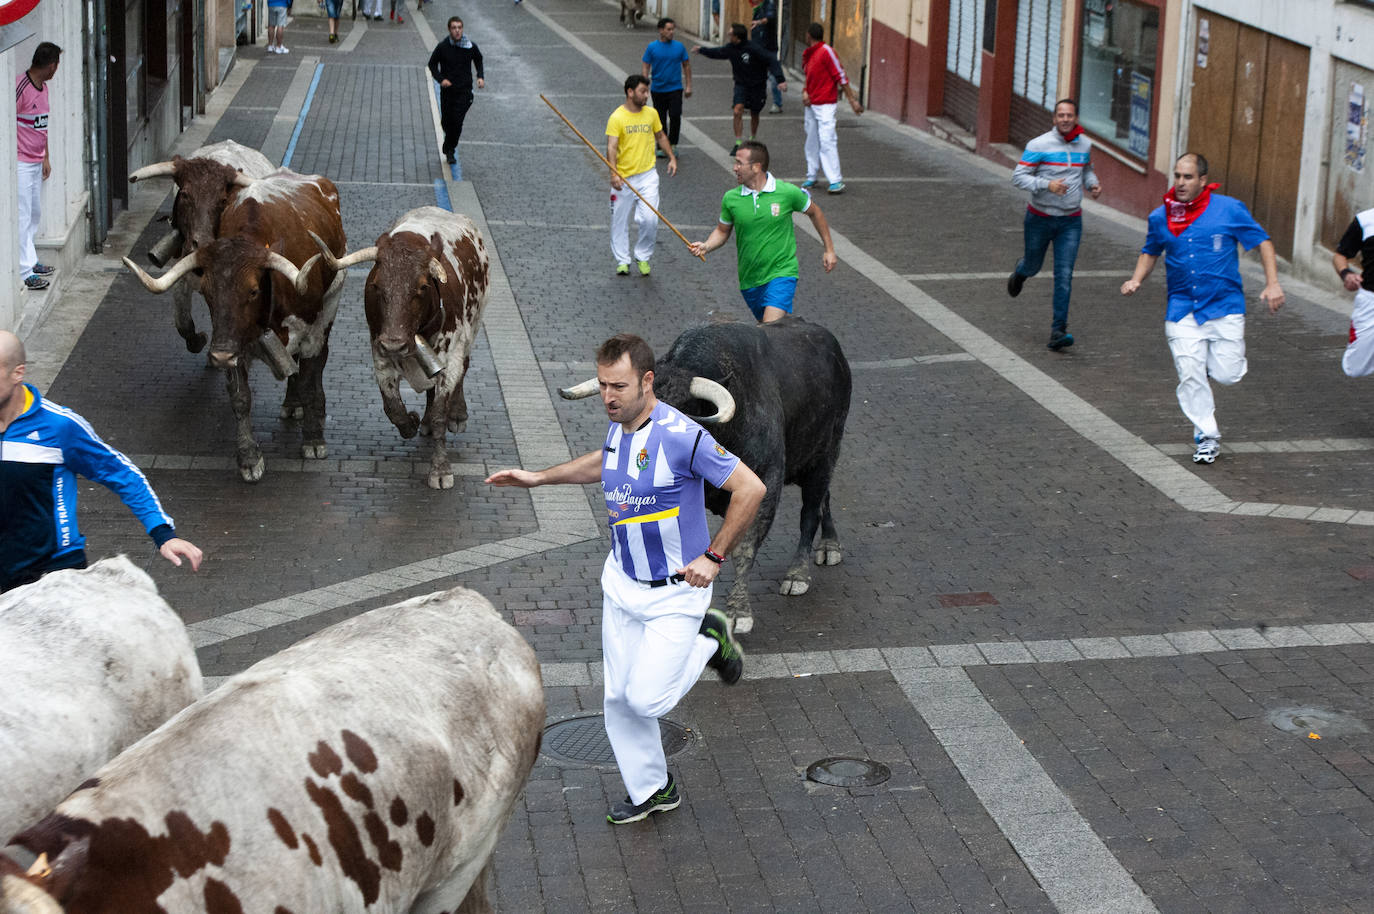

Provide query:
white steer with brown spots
left=311, top=207, right=490, bottom=489
left=0, top=557, right=202, bottom=845
left=0, top=585, right=543, bottom=914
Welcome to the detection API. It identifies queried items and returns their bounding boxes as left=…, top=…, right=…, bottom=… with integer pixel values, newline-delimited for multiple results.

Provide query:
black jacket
left=696, top=40, right=782, bottom=88
left=428, top=37, right=484, bottom=93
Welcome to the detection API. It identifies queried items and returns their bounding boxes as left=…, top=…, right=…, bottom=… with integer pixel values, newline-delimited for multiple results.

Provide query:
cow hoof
left=427, top=472, right=455, bottom=490
left=815, top=541, right=843, bottom=566
left=280, top=405, right=304, bottom=420
left=448, top=418, right=466, bottom=434
left=302, top=442, right=328, bottom=459
left=239, top=457, right=265, bottom=483
left=185, top=332, right=207, bottom=354
left=733, top=615, right=754, bottom=635
left=398, top=413, right=421, bottom=439
left=779, top=576, right=811, bottom=597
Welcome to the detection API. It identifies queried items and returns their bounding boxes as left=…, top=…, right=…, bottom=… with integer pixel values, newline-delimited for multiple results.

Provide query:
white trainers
left=1192, top=437, right=1220, bottom=464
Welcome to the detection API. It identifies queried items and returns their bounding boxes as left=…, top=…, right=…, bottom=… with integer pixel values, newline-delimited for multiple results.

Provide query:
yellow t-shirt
left=605, top=104, right=662, bottom=178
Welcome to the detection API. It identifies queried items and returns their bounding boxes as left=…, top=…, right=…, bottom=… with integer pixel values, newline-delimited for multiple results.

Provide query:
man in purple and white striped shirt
left=16, top=41, right=61, bottom=292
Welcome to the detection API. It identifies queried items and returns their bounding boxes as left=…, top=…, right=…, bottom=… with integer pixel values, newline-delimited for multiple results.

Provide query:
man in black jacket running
left=427, top=17, right=485, bottom=164
left=693, top=24, right=786, bottom=150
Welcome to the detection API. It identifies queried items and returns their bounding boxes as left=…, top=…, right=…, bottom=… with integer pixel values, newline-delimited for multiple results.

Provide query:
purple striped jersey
left=601, top=401, right=740, bottom=581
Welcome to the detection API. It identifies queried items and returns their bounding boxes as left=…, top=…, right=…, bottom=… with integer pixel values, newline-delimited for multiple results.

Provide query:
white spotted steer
left=312, top=207, right=490, bottom=489
left=0, top=556, right=202, bottom=845
left=0, top=586, right=544, bottom=914
left=123, top=170, right=347, bottom=482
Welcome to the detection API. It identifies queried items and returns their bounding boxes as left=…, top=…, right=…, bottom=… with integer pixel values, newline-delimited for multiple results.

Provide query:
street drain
left=1267, top=707, right=1369, bottom=737
left=805, top=757, right=891, bottom=787
left=542, top=714, right=691, bottom=766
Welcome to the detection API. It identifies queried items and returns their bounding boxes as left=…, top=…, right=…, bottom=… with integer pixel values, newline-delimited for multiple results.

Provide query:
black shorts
left=733, top=82, right=767, bottom=113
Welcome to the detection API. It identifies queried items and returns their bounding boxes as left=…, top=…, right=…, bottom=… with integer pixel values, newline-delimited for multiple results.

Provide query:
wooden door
left=1253, top=35, right=1308, bottom=256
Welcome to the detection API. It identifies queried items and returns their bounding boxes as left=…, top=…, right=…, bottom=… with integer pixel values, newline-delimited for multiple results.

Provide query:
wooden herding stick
left=540, top=94, right=704, bottom=261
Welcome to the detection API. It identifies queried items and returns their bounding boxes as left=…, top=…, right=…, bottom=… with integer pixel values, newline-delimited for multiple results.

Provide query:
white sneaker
left=1192, top=437, right=1220, bottom=464
left=279, top=46, right=290, bottom=53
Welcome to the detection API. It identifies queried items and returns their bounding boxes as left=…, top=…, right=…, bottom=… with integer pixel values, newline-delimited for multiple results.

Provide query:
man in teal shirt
left=690, top=141, right=837, bottom=322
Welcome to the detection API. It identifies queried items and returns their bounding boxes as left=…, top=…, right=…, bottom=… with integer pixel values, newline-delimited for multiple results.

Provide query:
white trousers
left=1344, top=288, right=1374, bottom=378
left=18, top=161, right=42, bottom=278
left=609, top=168, right=659, bottom=266
left=803, top=102, right=841, bottom=184
left=1164, top=312, right=1247, bottom=441
left=361, top=0, right=383, bottom=16
left=600, top=556, right=716, bottom=805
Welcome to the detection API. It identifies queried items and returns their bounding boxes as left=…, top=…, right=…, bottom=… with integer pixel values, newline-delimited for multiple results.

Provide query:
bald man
left=0, top=331, right=202, bottom=591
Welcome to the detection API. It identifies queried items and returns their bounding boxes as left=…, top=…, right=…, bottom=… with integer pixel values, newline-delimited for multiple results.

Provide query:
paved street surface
left=21, top=0, right=1374, bottom=910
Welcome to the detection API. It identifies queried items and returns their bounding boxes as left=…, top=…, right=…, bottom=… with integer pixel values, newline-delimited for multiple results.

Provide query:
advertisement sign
left=0, top=0, right=41, bottom=26
left=1347, top=82, right=1367, bottom=173
left=1129, top=72, right=1151, bottom=158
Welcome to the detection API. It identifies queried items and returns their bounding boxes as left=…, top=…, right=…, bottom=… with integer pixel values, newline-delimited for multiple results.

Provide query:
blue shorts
left=740, top=276, right=797, bottom=320
left=323, top=0, right=341, bottom=16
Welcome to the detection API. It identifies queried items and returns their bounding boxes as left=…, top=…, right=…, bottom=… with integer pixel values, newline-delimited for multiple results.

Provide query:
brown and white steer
left=123, top=169, right=346, bottom=482
left=312, top=206, right=490, bottom=489
left=619, top=0, right=645, bottom=28
left=0, top=557, right=202, bottom=844
left=128, top=140, right=276, bottom=354
left=0, top=586, right=544, bottom=914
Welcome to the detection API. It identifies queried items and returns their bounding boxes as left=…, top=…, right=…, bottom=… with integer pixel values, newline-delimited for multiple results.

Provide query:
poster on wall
left=1196, top=18, right=1209, bottom=69
left=1347, top=83, right=1367, bottom=173
left=1129, top=72, right=1151, bottom=158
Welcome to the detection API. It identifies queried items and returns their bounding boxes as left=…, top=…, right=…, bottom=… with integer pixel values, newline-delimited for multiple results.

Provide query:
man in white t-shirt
left=487, top=333, right=765, bottom=825
left=16, top=41, right=61, bottom=292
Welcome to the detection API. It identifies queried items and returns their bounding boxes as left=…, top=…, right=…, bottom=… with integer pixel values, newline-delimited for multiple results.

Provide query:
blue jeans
left=1015, top=211, right=1082, bottom=334
left=769, top=73, right=783, bottom=107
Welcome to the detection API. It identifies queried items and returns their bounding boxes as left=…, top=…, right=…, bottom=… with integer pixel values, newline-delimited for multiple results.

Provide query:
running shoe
left=700, top=608, right=743, bottom=684
left=607, top=774, right=680, bottom=824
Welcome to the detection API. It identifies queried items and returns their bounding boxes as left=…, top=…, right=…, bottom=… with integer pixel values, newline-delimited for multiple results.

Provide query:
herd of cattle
left=0, top=559, right=543, bottom=913
left=0, top=138, right=857, bottom=909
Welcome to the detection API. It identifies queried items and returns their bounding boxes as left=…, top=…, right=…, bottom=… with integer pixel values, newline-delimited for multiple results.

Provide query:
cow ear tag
left=26, top=853, right=51, bottom=879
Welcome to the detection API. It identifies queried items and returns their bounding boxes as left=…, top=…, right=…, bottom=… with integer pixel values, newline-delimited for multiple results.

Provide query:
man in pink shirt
left=801, top=23, right=861, bottom=195
left=16, top=42, right=60, bottom=292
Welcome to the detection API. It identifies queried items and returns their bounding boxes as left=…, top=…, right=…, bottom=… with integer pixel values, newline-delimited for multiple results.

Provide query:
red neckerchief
left=1163, top=182, right=1220, bottom=236
left=1058, top=124, right=1084, bottom=142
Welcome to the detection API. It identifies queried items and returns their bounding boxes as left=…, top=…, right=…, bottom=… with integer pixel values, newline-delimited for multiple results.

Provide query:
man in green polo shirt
left=690, top=140, right=837, bottom=322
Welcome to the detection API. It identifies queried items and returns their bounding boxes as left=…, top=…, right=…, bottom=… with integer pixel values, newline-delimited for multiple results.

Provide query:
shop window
left=1077, top=0, right=1159, bottom=157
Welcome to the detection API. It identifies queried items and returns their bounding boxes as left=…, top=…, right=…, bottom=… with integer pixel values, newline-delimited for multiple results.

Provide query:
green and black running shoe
left=700, top=608, right=744, bottom=684
left=607, top=773, right=681, bottom=824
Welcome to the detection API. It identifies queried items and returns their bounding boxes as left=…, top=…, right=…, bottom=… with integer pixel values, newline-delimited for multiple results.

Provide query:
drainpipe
left=84, top=0, right=110, bottom=252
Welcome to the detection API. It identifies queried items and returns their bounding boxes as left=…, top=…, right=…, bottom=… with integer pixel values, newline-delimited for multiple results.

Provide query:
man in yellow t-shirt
left=606, top=74, right=677, bottom=276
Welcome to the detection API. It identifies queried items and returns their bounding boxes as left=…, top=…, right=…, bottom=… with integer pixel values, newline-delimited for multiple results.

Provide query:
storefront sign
left=0, top=0, right=41, bottom=27
left=1129, top=72, right=1151, bottom=158
left=1347, top=82, right=1367, bottom=173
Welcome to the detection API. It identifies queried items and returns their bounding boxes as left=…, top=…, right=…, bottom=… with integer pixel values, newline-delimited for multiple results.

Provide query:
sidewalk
left=25, top=0, right=1374, bottom=911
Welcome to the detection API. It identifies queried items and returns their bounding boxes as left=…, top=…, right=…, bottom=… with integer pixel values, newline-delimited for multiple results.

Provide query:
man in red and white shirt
left=800, top=22, right=861, bottom=195
left=16, top=41, right=61, bottom=292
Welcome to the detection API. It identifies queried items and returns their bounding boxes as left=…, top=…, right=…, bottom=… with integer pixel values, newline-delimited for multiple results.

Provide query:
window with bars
left=1014, top=0, right=1062, bottom=108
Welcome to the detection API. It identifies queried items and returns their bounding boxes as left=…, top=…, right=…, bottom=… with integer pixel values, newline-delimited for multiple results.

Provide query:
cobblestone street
left=19, top=0, right=1374, bottom=910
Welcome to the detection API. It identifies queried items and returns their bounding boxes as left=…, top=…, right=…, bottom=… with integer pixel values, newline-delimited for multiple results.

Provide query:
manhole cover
left=805, top=757, right=891, bottom=787
left=542, top=714, right=691, bottom=766
left=1267, top=707, right=1369, bottom=737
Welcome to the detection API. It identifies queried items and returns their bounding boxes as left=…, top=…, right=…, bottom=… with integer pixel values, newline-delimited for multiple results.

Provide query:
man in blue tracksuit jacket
left=1008, top=99, right=1102, bottom=351
left=0, top=331, right=203, bottom=591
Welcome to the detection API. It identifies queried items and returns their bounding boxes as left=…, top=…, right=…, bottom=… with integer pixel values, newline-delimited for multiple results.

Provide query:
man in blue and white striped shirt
left=487, top=333, right=765, bottom=825
left=1008, top=99, right=1103, bottom=351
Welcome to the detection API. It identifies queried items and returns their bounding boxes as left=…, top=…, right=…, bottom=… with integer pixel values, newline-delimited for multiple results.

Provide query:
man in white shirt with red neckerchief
left=16, top=41, right=61, bottom=293
left=486, top=333, right=765, bottom=825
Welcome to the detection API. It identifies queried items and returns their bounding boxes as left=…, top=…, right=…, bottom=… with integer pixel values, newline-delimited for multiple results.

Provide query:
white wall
left=1, top=45, right=18, bottom=330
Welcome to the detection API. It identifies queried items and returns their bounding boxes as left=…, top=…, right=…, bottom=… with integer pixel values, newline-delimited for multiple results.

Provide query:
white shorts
left=1344, top=288, right=1374, bottom=378
left=267, top=5, right=288, bottom=26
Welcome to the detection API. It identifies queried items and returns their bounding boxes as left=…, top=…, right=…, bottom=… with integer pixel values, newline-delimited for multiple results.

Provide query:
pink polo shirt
left=16, top=71, right=49, bottom=164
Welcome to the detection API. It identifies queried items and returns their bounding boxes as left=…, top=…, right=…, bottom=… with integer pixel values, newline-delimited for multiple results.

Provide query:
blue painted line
left=282, top=63, right=325, bottom=168
left=434, top=178, right=452, bottom=212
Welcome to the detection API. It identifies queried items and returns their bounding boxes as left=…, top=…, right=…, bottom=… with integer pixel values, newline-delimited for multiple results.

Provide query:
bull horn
left=147, top=228, right=185, bottom=267
left=128, top=161, right=176, bottom=183
left=559, top=377, right=599, bottom=400
left=309, top=231, right=377, bottom=271
left=262, top=251, right=310, bottom=295
left=123, top=251, right=199, bottom=294
left=428, top=258, right=447, bottom=284
left=689, top=377, right=735, bottom=424
left=232, top=171, right=256, bottom=188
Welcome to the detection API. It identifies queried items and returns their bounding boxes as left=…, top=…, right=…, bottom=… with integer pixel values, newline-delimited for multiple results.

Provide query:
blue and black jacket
left=1, top=384, right=176, bottom=590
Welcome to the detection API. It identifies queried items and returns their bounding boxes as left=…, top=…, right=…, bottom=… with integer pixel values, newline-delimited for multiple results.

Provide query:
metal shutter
left=946, top=0, right=985, bottom=87
left=1013, top=0, right=1062, bottom=108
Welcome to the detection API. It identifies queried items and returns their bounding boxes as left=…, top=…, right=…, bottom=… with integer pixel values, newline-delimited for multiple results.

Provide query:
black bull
left=608, top=318, right=851, bottom=633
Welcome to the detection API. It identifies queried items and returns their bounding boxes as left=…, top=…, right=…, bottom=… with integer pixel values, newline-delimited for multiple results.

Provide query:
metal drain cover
left=542, top=714, right=691, bottom=766
left=1267, top=707, right=1369, bottom=737
left=805, top=757, right=891, bottom=787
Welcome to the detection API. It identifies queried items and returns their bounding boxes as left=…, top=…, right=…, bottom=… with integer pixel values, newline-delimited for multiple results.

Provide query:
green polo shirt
left=719, top=174, right=812, bottom=290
